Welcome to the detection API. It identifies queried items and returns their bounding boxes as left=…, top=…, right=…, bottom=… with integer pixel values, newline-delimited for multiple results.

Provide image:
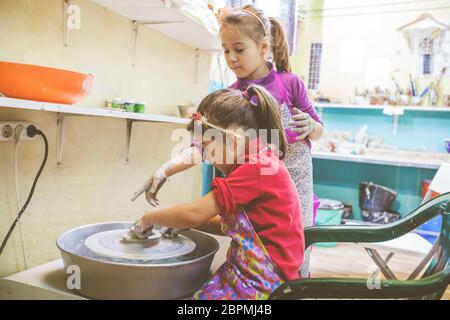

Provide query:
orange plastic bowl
left=0, top=61, right=93, bottom=104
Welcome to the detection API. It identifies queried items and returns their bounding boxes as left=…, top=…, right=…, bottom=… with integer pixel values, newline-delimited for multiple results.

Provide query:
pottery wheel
left=84, top=229, right=196, bottom=261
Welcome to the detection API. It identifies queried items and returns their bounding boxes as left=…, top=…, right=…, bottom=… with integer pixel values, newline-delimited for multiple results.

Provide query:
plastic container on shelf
left=111, top=98, right=123, bottom=109
left=123, top=100, right=135, bottom=112
left=134, top=101, right=146, bottom=113
left=314, top=199, right=344, bottom=247
left=0, top=61, right=93, bottom=104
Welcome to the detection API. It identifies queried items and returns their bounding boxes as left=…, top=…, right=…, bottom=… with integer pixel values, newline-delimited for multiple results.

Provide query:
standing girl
left=132, top=4, right=323, bottom=277
left=133, top=85, right=305, bottom=299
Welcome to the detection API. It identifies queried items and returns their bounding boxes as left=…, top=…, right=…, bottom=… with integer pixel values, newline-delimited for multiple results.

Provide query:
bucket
left=314, top=199, right=344, bottom=247
left=359, top=182, right=397, bottom=213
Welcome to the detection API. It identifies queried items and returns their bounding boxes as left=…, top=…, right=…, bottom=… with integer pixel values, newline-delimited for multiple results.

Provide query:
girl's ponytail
left=246, top=85, right=287, bottom=159
left=269, top=17, right=291, bottom=73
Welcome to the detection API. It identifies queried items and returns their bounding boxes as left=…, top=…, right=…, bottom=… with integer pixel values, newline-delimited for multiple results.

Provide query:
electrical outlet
left=0, top=122, right=39, bottom=142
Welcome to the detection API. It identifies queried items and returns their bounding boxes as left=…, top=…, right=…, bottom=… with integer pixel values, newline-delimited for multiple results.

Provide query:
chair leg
left=407, top=240, right=439, bottom=280
left=371, top=252, right=394, bottom=280
left=365, top=248, right=398, bottom=280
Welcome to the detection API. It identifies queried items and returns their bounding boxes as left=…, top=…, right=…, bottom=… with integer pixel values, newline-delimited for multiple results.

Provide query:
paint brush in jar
left=419, top=86, right=430, bottom=98
left=409, top=74, right=416, bottom=96
left=392, top=77, right=403, bottom=95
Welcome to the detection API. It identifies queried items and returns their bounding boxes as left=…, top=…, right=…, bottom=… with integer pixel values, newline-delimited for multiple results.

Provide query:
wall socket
left=0, top=122, right=39, bottom=142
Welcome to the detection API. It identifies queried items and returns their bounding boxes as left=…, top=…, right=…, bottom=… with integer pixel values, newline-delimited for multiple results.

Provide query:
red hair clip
left=191, top=112, right=203, bottom=121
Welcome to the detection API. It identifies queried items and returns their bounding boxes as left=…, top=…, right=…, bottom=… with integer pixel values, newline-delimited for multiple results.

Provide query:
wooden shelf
left=0, top=97, right=189, bottom=165
left=314, top=103, right=450, bottom=112
left=90, top=0, right=221, bottom=51
left=0, top=97, right=188, bottom=124
left=312, top=150, right=447, bottom=170
left=313, top=103, right=450, bottom=135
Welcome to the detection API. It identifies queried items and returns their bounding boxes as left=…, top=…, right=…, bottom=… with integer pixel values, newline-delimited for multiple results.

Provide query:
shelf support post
left=56, top=113, right=86, bottom=166
left=56, top=112, right=65, bottom=166
left=393, top=114, right=399, bottom=135
left=126, top=119, right=133, bottom=162
left=131, top=20, right=183, bottom=66
left=194, top=48, right=200, bottom=84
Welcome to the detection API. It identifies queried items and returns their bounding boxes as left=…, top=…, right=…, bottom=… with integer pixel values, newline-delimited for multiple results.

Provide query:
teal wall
left=313, top=106, right=448, bottom=219
left=313, top=159, right=436, bottom=219
left=318, top=108, right=450, bottom=153
left=203, top=83, right=448, bottom=217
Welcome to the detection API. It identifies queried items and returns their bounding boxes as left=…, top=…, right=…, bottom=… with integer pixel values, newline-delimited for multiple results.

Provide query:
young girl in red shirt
left=134, top=85, right=304, bottom=300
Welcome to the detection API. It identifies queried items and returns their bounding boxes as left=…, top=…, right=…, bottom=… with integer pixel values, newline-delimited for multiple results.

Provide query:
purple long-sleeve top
left=230, top=62, right=322, bottom=148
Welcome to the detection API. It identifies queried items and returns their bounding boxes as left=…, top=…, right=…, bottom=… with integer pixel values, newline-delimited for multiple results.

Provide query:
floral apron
left=274, top=73, right=314, bottom=278
left=235, top=73, right=314, bottom=232
left=192, top=207, right=285, bottom=300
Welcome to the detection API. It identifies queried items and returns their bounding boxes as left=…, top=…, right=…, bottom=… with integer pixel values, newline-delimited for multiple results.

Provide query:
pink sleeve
left=211, top=164, right=260, bottom=214
left=291, top=76, right=323, bottom=125
left=229, top=81, right=239, bottom=90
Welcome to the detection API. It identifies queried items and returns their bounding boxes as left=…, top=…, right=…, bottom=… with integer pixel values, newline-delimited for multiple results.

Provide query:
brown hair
left=221, top=4, right=292, bottom=72
left=187, top=85, right=287, bottom=159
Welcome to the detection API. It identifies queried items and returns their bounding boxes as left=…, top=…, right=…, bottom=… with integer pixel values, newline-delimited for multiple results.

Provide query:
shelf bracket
left=56, top=112, right=65, bottom=166
left=126, top=119, right=133, bottom=162
left=56, top=112, right=86, bottom=166
left=382, top=106, right=404, bottom=136
left=131, top=20, right=183, bottom=66
left=126, top=119, right=150, bottom=162
left=55, top=112, right=185, bottom=165
left=393, top=114, right=399, bottom=135
left=194, top=48, right=200, bottom=84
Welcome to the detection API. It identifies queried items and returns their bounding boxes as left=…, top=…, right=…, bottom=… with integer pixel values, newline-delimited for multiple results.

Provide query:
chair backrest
left=270, top=193, right=450, bottom=300
left=422, top=163, right=450, bottom=203
left=419, top=198, right=450, bottom=299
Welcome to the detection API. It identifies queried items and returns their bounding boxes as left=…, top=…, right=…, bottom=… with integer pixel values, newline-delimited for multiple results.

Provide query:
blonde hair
left=187, top=85, right=287, bottom=159
left=221, top=4, right=291, bottom=73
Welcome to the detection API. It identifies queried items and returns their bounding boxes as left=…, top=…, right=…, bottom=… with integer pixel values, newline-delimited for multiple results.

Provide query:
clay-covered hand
left=159, top=226, right=189, bottom=239
left=289, top=108, right=316, bottom=141
left=130, top=218, right=155, bottom=240
left=130, top=166, right=168, bottom=206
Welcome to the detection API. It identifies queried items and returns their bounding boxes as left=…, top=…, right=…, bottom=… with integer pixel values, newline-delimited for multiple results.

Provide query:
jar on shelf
left=124, top=100, right=135, bottom=112
left=111, top=98, right=123, bottom=109
left=105, top=99, right=112, bottom=109
left=134, top=101, right=146, bottom=113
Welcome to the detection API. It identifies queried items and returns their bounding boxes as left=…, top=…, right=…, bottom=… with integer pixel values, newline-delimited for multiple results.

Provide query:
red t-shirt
left=211, top=142, right=304, bottom=280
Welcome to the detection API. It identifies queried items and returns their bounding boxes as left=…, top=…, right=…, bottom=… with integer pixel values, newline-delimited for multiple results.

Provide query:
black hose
left=0, top=126, right=48, bottom=256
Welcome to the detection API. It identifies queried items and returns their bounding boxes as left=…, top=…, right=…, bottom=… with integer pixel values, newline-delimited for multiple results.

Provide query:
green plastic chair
left=269, top=192, right=450, bottom=300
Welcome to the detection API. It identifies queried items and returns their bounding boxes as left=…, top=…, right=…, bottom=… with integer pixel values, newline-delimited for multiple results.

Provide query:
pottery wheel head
left=84, top=229, right=196, bottom=261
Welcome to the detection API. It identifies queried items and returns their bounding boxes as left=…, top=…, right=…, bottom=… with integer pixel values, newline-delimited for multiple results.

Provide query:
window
left=422, top=54, right=432, bottom=75
left=308, top=43, right=322, bottom=90
left=418, top=36, right=435, bottom=76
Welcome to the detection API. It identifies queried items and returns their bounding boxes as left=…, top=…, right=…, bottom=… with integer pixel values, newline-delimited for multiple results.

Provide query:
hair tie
left=242, top=89, right=258, bottom=106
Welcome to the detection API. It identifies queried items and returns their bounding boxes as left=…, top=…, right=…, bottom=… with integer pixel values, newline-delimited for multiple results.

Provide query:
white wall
left=292, top=0, right=450, bottom=104
left=0, top=0, right=211, bottom=276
